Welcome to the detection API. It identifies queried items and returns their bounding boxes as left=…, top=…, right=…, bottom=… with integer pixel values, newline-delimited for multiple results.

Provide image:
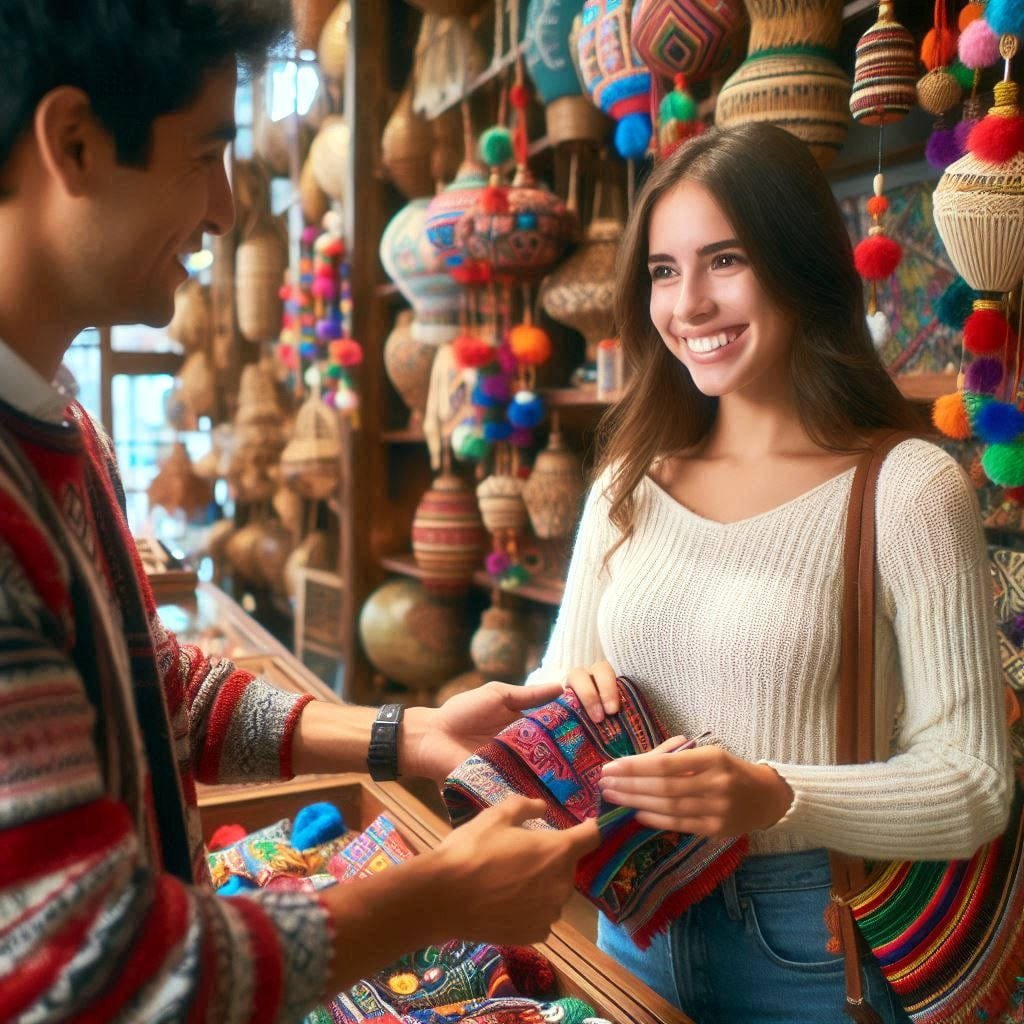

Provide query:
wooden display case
left=198, top=772, right=691, bottom=1024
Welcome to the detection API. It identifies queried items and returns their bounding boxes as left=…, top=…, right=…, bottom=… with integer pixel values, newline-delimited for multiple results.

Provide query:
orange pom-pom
left=866, top=195, right=890, bottom=218
left=921, top=27, right=958, bottom=70
left=854, top=234, right=902, bottom=280
left=964, top=307, right=1015, bottom=355
left=509, top=324, right=553, bottom=366
left=968, top=113, right=1024, bottom=164
left=933, top=392, right=972, bottom=439
left=959, top=2, right=985, bottom=30
left=481, top=185, right=509, bottom=214
left=329, top=338, right=363, bottom=366
left=453, top=332, right=494, bottom=368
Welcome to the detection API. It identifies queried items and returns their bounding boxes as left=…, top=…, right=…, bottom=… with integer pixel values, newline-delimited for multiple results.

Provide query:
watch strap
left=367, top=703, right=404, bottom=781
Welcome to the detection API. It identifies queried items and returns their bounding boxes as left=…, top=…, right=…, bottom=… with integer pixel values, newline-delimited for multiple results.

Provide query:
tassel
left=824, top=896, right=845, bottom=954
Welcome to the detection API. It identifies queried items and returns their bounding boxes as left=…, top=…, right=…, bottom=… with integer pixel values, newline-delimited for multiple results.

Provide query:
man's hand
left=402, top=680, right=565, bottom=783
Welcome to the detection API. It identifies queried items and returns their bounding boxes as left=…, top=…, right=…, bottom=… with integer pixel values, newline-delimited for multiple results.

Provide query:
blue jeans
left=597, top=848, right=912, bottom=1024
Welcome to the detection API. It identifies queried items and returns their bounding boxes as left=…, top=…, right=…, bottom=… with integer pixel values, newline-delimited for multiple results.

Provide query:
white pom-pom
left=321, top=209, right=344, bottom=236
left=866, top=310, right=891, bottom=346
left=304, top=365, right=322, bottom=390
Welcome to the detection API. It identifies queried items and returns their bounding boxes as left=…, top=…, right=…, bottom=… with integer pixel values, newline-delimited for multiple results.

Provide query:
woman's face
left=647, top=179, right=796, bottom=401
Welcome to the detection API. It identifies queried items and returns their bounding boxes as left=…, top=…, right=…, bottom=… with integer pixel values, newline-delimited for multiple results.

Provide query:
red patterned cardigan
left=0, top=399, right=333, bottom=1022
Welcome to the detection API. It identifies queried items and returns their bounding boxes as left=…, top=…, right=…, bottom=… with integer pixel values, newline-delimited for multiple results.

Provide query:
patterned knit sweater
left=528, top=439, right=1013, bottom=859
left=0, top=399, right=332, bottom=1023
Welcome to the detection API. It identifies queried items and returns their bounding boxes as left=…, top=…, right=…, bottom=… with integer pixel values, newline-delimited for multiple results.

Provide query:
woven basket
left=273, top=485, right=305, bottom=538
left=411, top=473, right=487, bottom=596
left=300, top=157, right=330, bottom=226
left=476, top=473, right=529, bottom=533
left=309, top=115, right=350, bottom=205
left=544, top=95, right=611, bottom=146
left=522, top=429, right=584, bottom=539
left=933, top=150, right=1024, bottom=294
left=317, top=1, right=350, bottom=81
left=236, top=228, right=287, bottom=343
left=916, top=68, right=962, bottom=117
left=381, top=86, right=436, bottom=199
left=745, top=0, right=842, bottom=51
left=849, top=0, right=917, bottom=126
left=147, top=442, right=212, bottom=518
left=292, top=0, right=337, bottom=51
left=178, top=351, right=216, bottom=419
left=280, top=395, right=343, bottom=499
left=167, top=278, right=211, bottom=353
left=384, top=308, right=437, bottom=426
left=412, top=14, right=486, bottom=119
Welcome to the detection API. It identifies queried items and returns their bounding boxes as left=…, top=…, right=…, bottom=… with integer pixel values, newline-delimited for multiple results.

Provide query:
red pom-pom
left=1004, top=485, right=1024, bottom=503
left=499, top=946, right=558, bottom=998
left=968, top=113, right=1024, bottom=164
left=322, top=238, right=345, bottom=259
left=453, top=332, right=495, bottom=368
left=470, top=261, right=493, bottom=285
left=921, top=27, right=958, bottom=70
left=509, top=83, right=530, bottom=110
left=866, top=195, right=890, bottom=217
left=329, top=338, right=363, bottom=366
left=509, top=324, right=553, bottom=366
left=964, top=307, right=1016, bottom=355
left=278, top=284, right=292, bottom=301
left=208, top=824, right=247, bottom=850
left=854, top=234, right=902, bottom=280
left=481, top=185, right=509, bottom=214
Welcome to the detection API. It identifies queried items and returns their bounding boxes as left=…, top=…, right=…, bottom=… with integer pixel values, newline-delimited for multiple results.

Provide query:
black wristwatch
left=367, top=703, right=404, bottom=781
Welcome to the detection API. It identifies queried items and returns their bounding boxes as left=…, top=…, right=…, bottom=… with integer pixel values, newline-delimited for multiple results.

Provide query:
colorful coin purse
left=443, top=675, right=748, bottom=948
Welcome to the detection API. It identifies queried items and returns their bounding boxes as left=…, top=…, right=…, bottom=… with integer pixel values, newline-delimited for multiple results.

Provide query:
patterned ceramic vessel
left=469, top=606, right=530, bottom=682
left=411, top=473, right=487, bottom=595
left=380, top=198, right=462, bottom=342
left=425, top=160, right=489, bottom=269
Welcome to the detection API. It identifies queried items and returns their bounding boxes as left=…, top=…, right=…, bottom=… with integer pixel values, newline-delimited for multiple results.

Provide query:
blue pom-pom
left=484, top=420, right=513, bottom=441
left=987, top=0, right=1024, bottom=36
left=218, top=875, right=258, bottom=895
left=292, top=802, right=346, bottom=850
left=976, top=400, right=1024, bottom=444
left=472, top=383, right=501, bottom=408
left=935, top=276, right=978, bottom=329
left=614, top=112, right=652, bottom=160
left=508, top=390, right=546, bottom=428
left=299, top=341, right=319, bottom=358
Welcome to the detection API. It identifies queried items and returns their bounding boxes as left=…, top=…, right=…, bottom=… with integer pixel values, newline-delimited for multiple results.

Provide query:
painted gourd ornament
left=411, top=473, right=487, bottom=595
left=469, top=606, right=530, bottom=682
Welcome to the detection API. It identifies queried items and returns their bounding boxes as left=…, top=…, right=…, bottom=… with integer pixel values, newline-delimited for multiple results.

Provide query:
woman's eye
left=650, top=264, right=675, bottom=280
left=710, top=252, right=745, bottom=270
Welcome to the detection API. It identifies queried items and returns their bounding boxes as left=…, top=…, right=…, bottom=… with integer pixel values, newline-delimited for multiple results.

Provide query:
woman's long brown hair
left=595, top=122, right=920, bottom=555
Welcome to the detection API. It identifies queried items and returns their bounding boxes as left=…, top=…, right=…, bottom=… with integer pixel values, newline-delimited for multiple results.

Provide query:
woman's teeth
left=683, top=329, right=741, bottom=353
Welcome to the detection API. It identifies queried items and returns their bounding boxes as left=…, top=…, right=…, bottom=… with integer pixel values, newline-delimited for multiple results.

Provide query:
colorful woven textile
left=444, top=676, right=748, bottom=949
left=327, top=813, right=418, bottom=882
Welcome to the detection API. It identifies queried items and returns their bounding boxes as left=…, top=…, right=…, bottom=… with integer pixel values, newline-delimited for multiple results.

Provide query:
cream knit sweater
left=527, top=439, right=1012, bottom=859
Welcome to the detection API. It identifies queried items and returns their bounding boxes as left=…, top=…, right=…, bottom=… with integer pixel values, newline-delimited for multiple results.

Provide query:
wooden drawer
left=198, top=774, right=692, bottom=1024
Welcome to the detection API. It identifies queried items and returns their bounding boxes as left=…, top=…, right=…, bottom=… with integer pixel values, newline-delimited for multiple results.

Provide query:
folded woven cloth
left=443, top=675, right=748, bottom=949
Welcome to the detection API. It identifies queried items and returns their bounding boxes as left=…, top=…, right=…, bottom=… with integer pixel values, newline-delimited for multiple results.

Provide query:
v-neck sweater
left=528, top=438, right=1012, bottom=859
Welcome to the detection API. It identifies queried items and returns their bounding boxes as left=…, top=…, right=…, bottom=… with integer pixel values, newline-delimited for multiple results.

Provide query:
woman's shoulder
left=877, top=436, right=972, bottom=510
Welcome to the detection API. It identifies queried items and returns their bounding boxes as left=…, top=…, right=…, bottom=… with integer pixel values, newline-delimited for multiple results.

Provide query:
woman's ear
left=33, top=86, right=111, bottom=197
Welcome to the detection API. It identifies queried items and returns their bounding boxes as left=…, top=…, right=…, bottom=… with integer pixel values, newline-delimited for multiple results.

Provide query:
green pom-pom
left=935, top=276, right=978, bottom=329
left=325, top=363, right=344, bottom=380
left=982, top=442, right=1024, bottom=486
left=950, top=59, right=975, bottom=90
left=479, top=126, right=513, bottom=168
left=659, top=90, right=697, bottom=122
left=551, top=997, right=596, bottom=1024
left=463, top=435, right=492, bottom=461
left=499, top=563, right=531, bottom=589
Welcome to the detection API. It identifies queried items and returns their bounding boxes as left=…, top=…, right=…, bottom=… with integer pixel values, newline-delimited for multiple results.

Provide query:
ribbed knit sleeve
left=764, top=442, right=1012, bottom=860
left=525, top=467, right=618, bottom=687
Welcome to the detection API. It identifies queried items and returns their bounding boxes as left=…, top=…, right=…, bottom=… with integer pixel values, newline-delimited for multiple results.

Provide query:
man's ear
left=33, top=86, right=111, bottom=197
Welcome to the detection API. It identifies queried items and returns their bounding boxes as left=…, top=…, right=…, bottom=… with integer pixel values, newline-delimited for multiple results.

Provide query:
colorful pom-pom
left=208, top=824, right=247, bottom=850
left=933, top=391, right=972, bottom=439
left=976, top=400, right=1024, bottom=443
left=983, top=441, right=1024, bottom=486
left=920, top=27, right=958, bottom=70
left=481, top=185, right=510, bottom=215
left=660, top=89, right=697, bottom=123
left=301, top=225, right=320, bottom=246
left=614, top=112, right=653, bottom=160
left=935, top=276, right=978, bottom=328
left=950, top=59, right=976, bottom=89
left=321, top=237, right=345, bottom=259
left=964, top=356, right=1004, bottom=394
left=509, top=324, right=553, bottom=366
left=480, top=373, right=512, bottom=402
left=964, top=307, right=1015, bottom=355
left=292, top=802, right=346, bottom=849
left=329, top=339, right=363, bottom=366
left=508, top=390, right=545, bottom=429
left=509, top=82, right=530, bottom=110
left=499, top=946, right=558, bottom=999
left=1006, top=485, right=1024, bottom=504
left=453, top=333, right=495, bottom=368
left=960, top=1, right=985, bottom=29
left=484, top=420, right=513, bottom=441
left=500, top=564, right=531, bottom=588
left=986, top=0, right=1024, bottom=37
left=472, top=382, right=501, bottom=408
left=486, top=551, right=511, bottom=575
left=312, top=278, right=338, bottom=302
left=926, top=125, right=963, bottom=169
left=458, top=433, right=491, bottom=461
left=546, top=997, right=596, bottom=1024
left=497, top=343, right=518, bottom=376
left=866, top=195, right=890, bottom=218
left=316, top=317, right=341, bottom=341
left=509, top=426, right=535, bottom=448
left=479, top=126, right=514, bottom=168
left=954, top=114, right=981, bottom=153
left=968, top=113, right=1024, bottom=164
left=854, top=234, right=902, bottom=280
left=299, top=341, right=320, bottom=359
left=958, top=18, right=1001, bottom=69
left=324, top=362, right=344, bottom=380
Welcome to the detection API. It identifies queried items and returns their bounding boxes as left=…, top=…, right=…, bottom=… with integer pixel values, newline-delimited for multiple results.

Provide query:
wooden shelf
left=380, top=552, right=564, bottom=607
left=894, top=371, right=955, bottom=404
left=381, top=425, right=427, bottom=443
left=542, top=384, right=614, bottom=408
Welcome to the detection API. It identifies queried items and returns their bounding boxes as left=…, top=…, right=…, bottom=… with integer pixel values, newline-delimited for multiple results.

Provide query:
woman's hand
left=564, top=660, right=620, bottom=721
left=599, top=736, right=795, bottom=837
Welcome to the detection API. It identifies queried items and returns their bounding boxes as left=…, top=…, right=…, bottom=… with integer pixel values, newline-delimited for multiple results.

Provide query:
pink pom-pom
left=277, top=345, right=299, bottom=371
left=480, top=373, right=512, bottom=402
left=854, top=234, right=902, bottom=280
left=968, top=113, right=1024, bottom=163
left=301, top=225, right=320, bottom=246
left=311, top=278, right=338, bottom=300
left=486, top=551, right=511, bottom=575
left=958, top=18, right=1001, bottom=69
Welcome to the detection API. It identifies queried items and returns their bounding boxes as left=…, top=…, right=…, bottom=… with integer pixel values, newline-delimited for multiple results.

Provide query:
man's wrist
left=398, top=705, right=434, bottom=779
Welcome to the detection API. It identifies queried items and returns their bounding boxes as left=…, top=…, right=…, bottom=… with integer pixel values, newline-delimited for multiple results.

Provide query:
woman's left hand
left=599, top=737, right=794, bottom=837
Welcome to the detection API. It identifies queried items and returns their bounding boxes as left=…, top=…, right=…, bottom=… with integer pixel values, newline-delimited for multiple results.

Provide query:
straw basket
left=317, top=1, right=351, bottom=82
left=309, top=116, right=350, bottom=205
left=178, top=351, right=216, bottom=420
left=384, top=309, right=437, bottom=426
left=280, top=395, right=343, bottom=499
left=476, top=473, right=529, bottom=533
left=933, top=151, right=1024, bottom=294
left=522, top=429, right=584, bottom=539
left=300, top=157, right=330, bottom=225
left=411, top=473, right=487, bottom=596
left=381, top=87, right=437, bottom=199
left=147, top=442, right=213, bottom=518
left=167, top=278, right=211, bottom=353
left=236, top=228, right=287, bottom=343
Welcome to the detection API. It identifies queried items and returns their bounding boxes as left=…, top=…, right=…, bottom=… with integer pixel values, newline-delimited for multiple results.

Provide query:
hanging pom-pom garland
left=933, top=390, right=973, bottom=438
left=853, top=173, right=903, bottom=336
left=656, top=74, right=705, bottom=160
left=959, top=17, right=1003, bottom=70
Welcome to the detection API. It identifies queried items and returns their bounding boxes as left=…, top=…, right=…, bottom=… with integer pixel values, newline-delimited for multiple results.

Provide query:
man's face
left=75, top=65, right=237, bottom=328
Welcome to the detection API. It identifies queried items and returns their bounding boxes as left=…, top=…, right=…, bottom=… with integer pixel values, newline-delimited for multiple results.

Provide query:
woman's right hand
left=565, top=660, right=621, bottom=722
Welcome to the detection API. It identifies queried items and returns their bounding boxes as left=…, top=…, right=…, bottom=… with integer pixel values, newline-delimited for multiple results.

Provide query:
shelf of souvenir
left=196, top=771, right=692, bottom=1024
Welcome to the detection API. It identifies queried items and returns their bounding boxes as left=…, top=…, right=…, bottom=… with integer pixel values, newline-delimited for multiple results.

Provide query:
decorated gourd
left=631, top=0, right=746, bottom=84
left=411, top=473, right=487, bottom=595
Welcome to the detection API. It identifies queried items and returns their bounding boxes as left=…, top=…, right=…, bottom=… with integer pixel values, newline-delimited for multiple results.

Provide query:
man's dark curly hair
left=0, top=0, right=290, bottom=173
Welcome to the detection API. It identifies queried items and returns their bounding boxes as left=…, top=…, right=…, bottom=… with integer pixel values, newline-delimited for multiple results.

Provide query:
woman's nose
left=671, top=274, right=715, bottom=328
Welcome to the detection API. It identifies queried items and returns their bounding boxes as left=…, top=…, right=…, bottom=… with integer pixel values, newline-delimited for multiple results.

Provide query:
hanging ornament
left=411, top=472, right=487, bottom=596
left=522, top=415, right=585, bottom=539
left=656, top=73, right=706, bottom=159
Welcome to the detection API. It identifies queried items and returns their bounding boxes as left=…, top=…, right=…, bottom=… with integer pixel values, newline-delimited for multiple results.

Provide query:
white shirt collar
left=0, top=338, right=78, bottom=425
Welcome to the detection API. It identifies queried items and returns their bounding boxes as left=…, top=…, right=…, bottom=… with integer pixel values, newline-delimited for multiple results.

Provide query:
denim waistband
left=730, top=847, right=833, bottom=894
